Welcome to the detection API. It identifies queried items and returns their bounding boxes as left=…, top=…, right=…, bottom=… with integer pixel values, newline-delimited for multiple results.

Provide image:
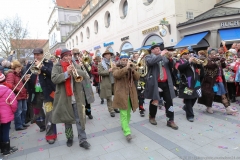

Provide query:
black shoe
left=40, top=127, right=46, bottom=132
left=231, top=97, right=236, bottom=103
left=140, top=110, right=145, bottom=117
left=16, top=127, right=27, bottom=131
left=66, top=139, right=73, bottom=147
left=101, top=99, right=104, bottom=104
left=88, top=115, right=93, bottom=119
left=114, top=109, right=120, bottom=113
left=187, top=117, right=194, bottom=122
left=110, top=112, right=115, bottom=117
left=23, top=124, right=30, bottom=127
left=48, top=139, right=55, bottom=144
left=182, top=105, right=186, bottom=111
left=80, top=141, right=91, bottom=149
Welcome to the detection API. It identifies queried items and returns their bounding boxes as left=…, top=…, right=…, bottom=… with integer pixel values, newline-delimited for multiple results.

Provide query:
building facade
left=175, top=0, right=240, bottom=50
left=64, top=0, right=219, bottom=56
left=48, top=0, right=85, bottom=54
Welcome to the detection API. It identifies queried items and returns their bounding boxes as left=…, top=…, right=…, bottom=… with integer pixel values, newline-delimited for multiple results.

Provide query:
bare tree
left=0, top=15, right=28, bottom=59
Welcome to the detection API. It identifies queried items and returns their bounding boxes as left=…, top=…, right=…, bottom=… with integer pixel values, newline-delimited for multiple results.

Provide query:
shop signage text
left=103, top=42, right=114, bottom=47
left=121, top=36, right=129, bottom=41
left=94, top=45, right=101, bottom=50
left=220, top=20, right=240, bottom=28
left=142, top=26, right=159, bottom=35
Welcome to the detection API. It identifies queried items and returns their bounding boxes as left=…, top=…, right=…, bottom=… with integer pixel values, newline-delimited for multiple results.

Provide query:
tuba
left=137, top=49, right=150, bottom=77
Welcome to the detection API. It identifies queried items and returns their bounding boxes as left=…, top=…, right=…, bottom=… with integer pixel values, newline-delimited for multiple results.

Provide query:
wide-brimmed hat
left=72, top=48, right=80, bottom=54
left=102, top=50, right=113, bottom=57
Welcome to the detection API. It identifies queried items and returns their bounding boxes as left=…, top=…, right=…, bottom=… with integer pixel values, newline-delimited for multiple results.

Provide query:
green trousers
left=120, top=97, right=132, bottom=136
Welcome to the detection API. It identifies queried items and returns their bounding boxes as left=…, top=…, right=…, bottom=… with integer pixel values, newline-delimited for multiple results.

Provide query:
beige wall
left=175, top=0, right=218, bottom=24
left=65, top=0, right=220, bottom=54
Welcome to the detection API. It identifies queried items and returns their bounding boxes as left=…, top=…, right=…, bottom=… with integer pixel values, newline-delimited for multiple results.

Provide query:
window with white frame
left=186, top=11, right=194, bottom=19
left=123, top=1, right=128, bottom=17
left=76, top=36, right=78, bottom=45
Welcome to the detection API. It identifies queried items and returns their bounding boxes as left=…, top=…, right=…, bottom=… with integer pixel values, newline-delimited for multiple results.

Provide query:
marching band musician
left=72, top=48, right=94, bottom=119
left=198, top=49, right=238, bottom=115
left=51, top=49, right=91, bottom=149
left=131, top=52, right=145, bottom=117
left=112, top=52, right=140, bottom=141
left=25, top=48, right=57, bottom=144
left=98, top=50, right=120, bottom=117
left=177, top=49, right=204, bottom=122
left=144, top=43, right=178, bottom=130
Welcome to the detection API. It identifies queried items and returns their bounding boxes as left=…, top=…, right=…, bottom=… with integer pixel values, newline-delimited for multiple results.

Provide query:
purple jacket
left=0, top=85, right=17, bottom=123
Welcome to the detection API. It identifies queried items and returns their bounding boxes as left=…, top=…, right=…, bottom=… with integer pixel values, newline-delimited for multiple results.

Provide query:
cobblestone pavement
left=1, top=91, right=240, bottom=160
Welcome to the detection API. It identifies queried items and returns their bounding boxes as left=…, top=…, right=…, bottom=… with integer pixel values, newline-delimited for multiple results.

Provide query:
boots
left=1, top=141, right=18, bottom=156
left=231, top=96, right=236, bottom=103
left=226, top=106, right=238, bottom=115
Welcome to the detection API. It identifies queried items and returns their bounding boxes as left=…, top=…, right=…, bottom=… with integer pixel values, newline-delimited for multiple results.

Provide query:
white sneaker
left=226, top=106, right=238, bottom=115
left=206, top=107, right=213, bottom=114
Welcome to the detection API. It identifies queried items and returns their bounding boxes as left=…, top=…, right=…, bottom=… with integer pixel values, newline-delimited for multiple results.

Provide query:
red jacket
left=6, top=70, right=27, bottom=100
left=91, top=63, right=100, bottom=83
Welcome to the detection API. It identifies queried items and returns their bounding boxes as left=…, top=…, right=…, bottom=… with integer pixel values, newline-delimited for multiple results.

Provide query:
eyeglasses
left=121, top=59, right=128, bottom=62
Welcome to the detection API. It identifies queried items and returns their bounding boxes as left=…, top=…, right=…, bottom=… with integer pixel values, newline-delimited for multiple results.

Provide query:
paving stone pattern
left=2, top=90, right=240, bottom=160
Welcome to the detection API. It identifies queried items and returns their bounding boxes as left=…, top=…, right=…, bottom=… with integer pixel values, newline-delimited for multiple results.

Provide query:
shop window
left=186, top=11, right=194, bottom=19
left=143, top=0, right=153, bottom=6
left=94, top=20, right=98, bottom=34
left=104, top=11, right=111, bottom=28
left=86, top=27, right=90, bottom=39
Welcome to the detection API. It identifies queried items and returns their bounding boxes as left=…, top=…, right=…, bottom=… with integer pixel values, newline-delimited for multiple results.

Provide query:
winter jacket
left=51, top=61, right=87, bottom=129
left=26, top=59, right=55, bottom=103
left=0, top=84, right=17, bottom=123
left=91, top=63, right=100, bottom=85
left=112, top=66, right=140, bottom=111
left=6, top=70, right=27, bottom=100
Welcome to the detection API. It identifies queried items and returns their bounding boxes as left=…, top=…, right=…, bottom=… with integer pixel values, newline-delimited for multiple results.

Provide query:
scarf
left=61, top=60, right=73, bottom=96
left=102, top=58, right=114, bottom=84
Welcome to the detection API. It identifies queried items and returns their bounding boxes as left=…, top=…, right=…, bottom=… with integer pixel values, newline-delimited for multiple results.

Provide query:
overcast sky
left=0, top=0, right=50, bottom=39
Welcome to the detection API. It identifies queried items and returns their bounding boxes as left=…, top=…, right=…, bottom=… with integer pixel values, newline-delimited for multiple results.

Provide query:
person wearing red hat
left=25, top=48, right=57, bottom=144
left=51, top=48, right=91, bottom=149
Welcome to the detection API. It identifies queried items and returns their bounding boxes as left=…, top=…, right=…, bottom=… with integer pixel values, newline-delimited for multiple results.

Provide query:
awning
left=133, top=45, right=151, bottom=52
left=219, top=28, right=240, bottom=42
left=174, top=31, right=209, bottom=48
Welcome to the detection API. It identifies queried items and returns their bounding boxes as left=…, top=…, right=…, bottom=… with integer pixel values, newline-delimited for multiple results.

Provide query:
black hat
left=61, top=49, right=72, bottom=58
left=150, top=42, right=160, bottom=50
left=32, top=48, right=43, bottom=54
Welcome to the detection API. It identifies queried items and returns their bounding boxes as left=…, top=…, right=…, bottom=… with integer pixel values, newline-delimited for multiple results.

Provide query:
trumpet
left=192, top=57, right=204, bottom=64
left=68, top=60, right=83, bottom=82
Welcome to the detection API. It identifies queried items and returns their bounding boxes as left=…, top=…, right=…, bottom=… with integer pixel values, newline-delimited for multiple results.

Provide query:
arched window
left=76, top=36, right=78, bottom=45
left=123, top=1, right=128, bottom=17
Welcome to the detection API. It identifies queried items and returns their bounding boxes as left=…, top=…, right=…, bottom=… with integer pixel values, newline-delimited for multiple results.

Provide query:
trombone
left=68, top=60, right=83, bottom=82
left=6, top=53, right=48, bottom=105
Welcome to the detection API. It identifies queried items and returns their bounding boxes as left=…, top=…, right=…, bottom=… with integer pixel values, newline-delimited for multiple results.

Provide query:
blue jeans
left=14, top=99, right=27, bottom=129
left=0, top=122, right=11, bottom=142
